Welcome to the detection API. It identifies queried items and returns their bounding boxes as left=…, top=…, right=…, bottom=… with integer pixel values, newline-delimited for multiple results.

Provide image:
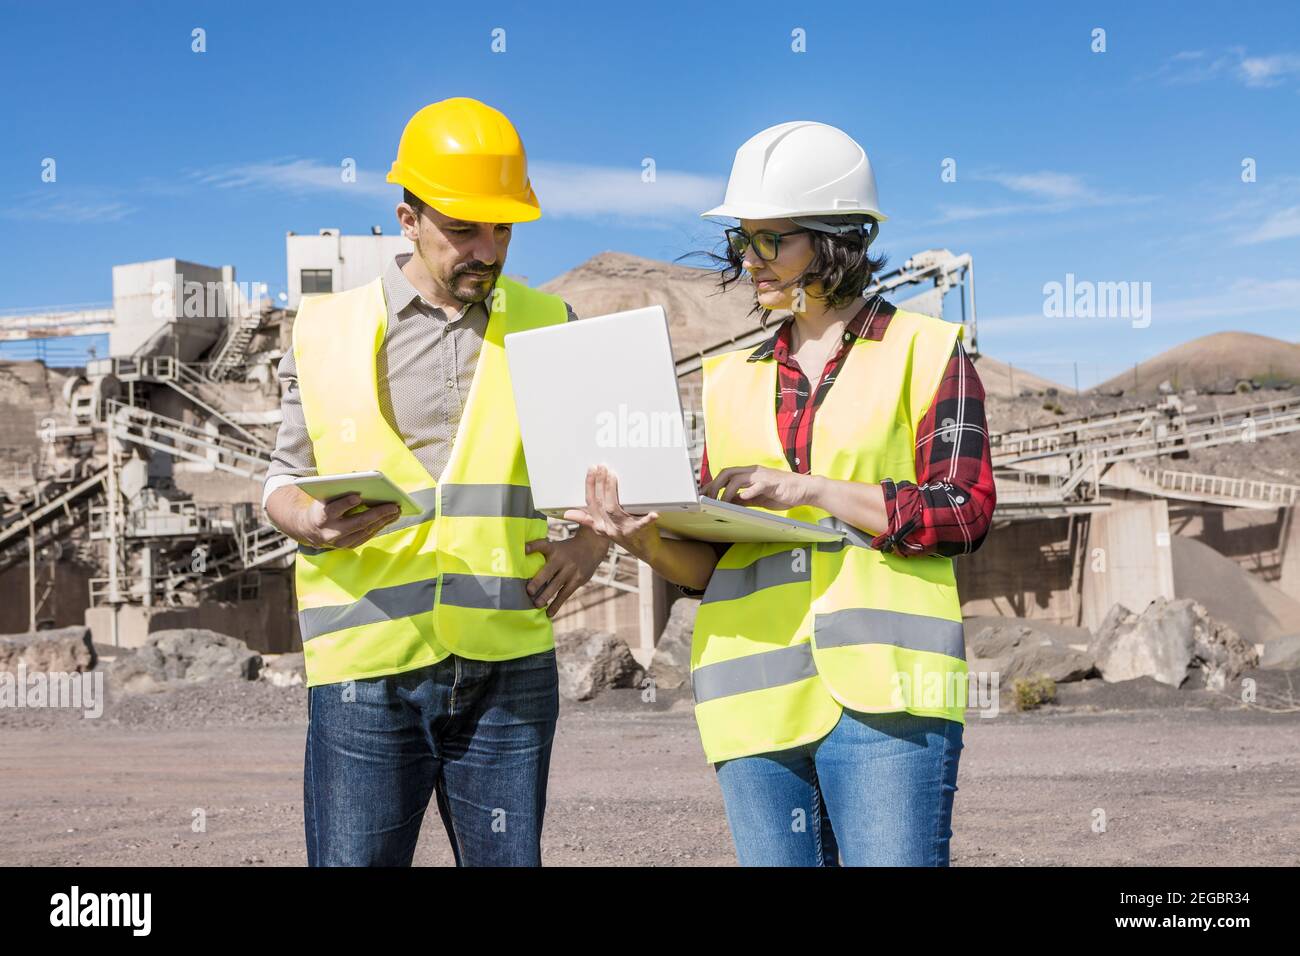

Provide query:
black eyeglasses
left=724, top=227, right=810, bottom=262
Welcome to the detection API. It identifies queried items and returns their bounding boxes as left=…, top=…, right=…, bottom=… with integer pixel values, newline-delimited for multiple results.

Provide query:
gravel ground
left=1, top=670, right=1297, bottom=866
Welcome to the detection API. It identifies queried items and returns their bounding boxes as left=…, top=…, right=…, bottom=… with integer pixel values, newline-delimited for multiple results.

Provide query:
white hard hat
left=701, top=120, right=887, bottom=222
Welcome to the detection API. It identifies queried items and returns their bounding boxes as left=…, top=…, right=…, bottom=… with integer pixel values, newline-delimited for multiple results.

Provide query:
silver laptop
left=504, top=306, right=844, bottom=544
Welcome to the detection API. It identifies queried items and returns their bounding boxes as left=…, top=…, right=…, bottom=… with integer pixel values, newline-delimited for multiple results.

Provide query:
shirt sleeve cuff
left=870, top=478, right=923, bottom=554
left=262, top=473, right=301, bottom=512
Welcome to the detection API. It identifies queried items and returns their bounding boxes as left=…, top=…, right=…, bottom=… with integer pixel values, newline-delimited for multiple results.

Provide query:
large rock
left=554, top=627, right=644, bottom=701
left=649, top=598, right=699, bottom=690
left=1261, top=634, right=1300, bottom=670
left=1089, top=598, right=1258, bottom=689
left=967, top=622, right=1097, bottom=683
left=262, top=652, right=306, bottom=687
left=0, top=625, right=96, bottom=674
left=109, top=628, right=261, bottom=693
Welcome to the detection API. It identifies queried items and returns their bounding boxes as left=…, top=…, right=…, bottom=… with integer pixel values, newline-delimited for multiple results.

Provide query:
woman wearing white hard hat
left=569, top=121, right=996, bottom=865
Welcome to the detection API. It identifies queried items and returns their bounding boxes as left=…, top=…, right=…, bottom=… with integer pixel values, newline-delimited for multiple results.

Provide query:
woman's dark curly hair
left=680, top=216, right=887, bottom=323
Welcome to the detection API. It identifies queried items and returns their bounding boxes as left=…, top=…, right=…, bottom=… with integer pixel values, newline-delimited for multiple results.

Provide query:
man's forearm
left=265, top=484, right=313, bottom=543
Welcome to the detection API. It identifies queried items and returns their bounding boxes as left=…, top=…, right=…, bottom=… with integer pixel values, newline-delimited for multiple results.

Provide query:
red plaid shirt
left=698, top=295, right=996, bottom=557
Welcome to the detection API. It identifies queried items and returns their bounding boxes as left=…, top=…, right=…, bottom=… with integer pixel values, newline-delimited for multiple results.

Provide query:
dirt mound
left=543, top=252, right=1059, bottom=398
left=969, top=353, right=1068, bottom=398
left=1170, top=535, right=1300, bottom=643
left=541, top=251, right=762, bottom=362
left=1092, top=331, right=1300, bottom=395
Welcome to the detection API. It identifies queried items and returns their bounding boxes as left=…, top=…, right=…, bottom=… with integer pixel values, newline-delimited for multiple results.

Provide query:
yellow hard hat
left=386, top=97, right=541, bottom=223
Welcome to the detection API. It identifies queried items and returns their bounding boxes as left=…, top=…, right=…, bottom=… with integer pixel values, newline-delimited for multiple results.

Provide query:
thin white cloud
left=530, top=161, right=724, bottom=223
left=977, top=171, right=1088, bottom=201
left=1206, top=175, right=1300, bottom=246
left=1235, top=203, right=1300, bottom=244
left=970, top=311, right=1054, bottom=334
left=191, top=157, right=393, bottom=199
left=1157, top=276, right=1300, bottom=320
left=1238, top=53, right=1300, bottom=88
left=1147, top=46, right=1300, bottom=89
left=935, top=169, right=1152, bottom=223
left=1, top=193, right=135, bottom=223
left=186, top=156, right=723, bottom=224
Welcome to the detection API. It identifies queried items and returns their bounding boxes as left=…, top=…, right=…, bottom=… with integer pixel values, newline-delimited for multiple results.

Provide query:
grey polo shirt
left=262, top=252, right=578, bottom=510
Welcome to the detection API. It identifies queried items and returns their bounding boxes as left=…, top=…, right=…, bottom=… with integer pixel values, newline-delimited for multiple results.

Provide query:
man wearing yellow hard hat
left=263, top=97, right=609, bottom=866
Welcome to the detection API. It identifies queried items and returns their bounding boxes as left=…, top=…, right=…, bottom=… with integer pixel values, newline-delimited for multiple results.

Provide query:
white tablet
left=291, top=471, right=424, bottom=517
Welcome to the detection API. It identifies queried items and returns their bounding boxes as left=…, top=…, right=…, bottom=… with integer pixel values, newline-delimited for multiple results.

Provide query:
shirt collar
left=746, top=294, right=893, bottom=362
left=384, top=253, right=480, bottom=322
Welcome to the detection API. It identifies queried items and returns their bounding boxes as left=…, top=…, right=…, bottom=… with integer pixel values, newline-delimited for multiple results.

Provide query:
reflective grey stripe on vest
left=299, top=576, right=436, bottom=640
left=701, top=548, right=811, bottom=604
left=441, top=483, right=544, bottom=520
left=439, top=573, right=538, bottom=611
left=814, top=515, right=875, bottom=551
left=296, top=484, right=539, bottom=557
left=814, top=607, right=966, bottom=661
left=299, top=572, right=540, bottom=640
left=691, top=642, right=817, bottom=704
left=380, top=487, right=439, bottom=535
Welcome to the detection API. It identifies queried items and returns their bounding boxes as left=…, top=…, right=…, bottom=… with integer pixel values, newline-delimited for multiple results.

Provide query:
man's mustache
left=454, top=261, right=498, bottom=277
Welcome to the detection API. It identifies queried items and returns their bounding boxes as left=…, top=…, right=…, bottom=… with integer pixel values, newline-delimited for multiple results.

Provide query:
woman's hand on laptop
left=702, top=465, right=819, bottom=511
left=563, top=464, right=662, bottom=560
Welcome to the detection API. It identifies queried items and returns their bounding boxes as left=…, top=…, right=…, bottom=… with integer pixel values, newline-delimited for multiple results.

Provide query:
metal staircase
left=145, top=506, right=296, bottom=596
left=0, top=463, right=106, bottom=573
left=103, top=399, right=269, bottom=481
left=95, top=355, right=269, bottom=448
left=206, top=310, right=265, bottom=382
left=84, top=499, right=296, bottom=606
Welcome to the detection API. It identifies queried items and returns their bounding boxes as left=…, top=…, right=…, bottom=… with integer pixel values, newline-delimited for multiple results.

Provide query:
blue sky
left=2, top=0, right=1298, bottom=387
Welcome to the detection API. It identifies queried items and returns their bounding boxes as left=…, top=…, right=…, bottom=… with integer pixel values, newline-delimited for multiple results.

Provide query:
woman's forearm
left=804, top=474, right=888, bottom=536
left=632, top=533, right=720, bottom=593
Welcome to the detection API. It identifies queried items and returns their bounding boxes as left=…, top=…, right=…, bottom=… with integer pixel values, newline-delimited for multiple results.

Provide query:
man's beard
left=448, top=261, right=500, bottom=304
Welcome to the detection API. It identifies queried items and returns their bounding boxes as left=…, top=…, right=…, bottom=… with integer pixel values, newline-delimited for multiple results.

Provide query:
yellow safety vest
left=691, top=308, right=969, bottom=763
left=290, top=274, right=567, bottom=686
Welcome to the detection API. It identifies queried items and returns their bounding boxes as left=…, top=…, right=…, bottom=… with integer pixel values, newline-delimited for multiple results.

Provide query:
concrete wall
left=0, top=361, right=59, bottom=491
left=1279, top=507, right=1300, bottom=604
left=957, top=502, right=1295, bottom=629
left=84, top=571, right=297, bottom=653
left=1079, top=499, right=1176, bottom=630
left=1166, top=502, right=1288, bottom=582
left=0, top=395, right=37, bottom=461
left=549, top=579, right=645, bottom=648
left=110, top=259, right=228, bottom=360
left=285, top=232, right=412, bottom=310
left=955, top=515, right=1079, bottom=622
left=0, top=559, right=95, bottom=634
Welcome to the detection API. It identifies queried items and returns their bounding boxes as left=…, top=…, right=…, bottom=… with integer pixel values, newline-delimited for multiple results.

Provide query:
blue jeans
left=304, top=648, right=559, bottom=866
left=714, top=709, right=963, bottom=866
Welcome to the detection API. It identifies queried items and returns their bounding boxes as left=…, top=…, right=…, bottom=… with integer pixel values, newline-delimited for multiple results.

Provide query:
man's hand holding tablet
left=264, top=471, right=418, bottom=550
